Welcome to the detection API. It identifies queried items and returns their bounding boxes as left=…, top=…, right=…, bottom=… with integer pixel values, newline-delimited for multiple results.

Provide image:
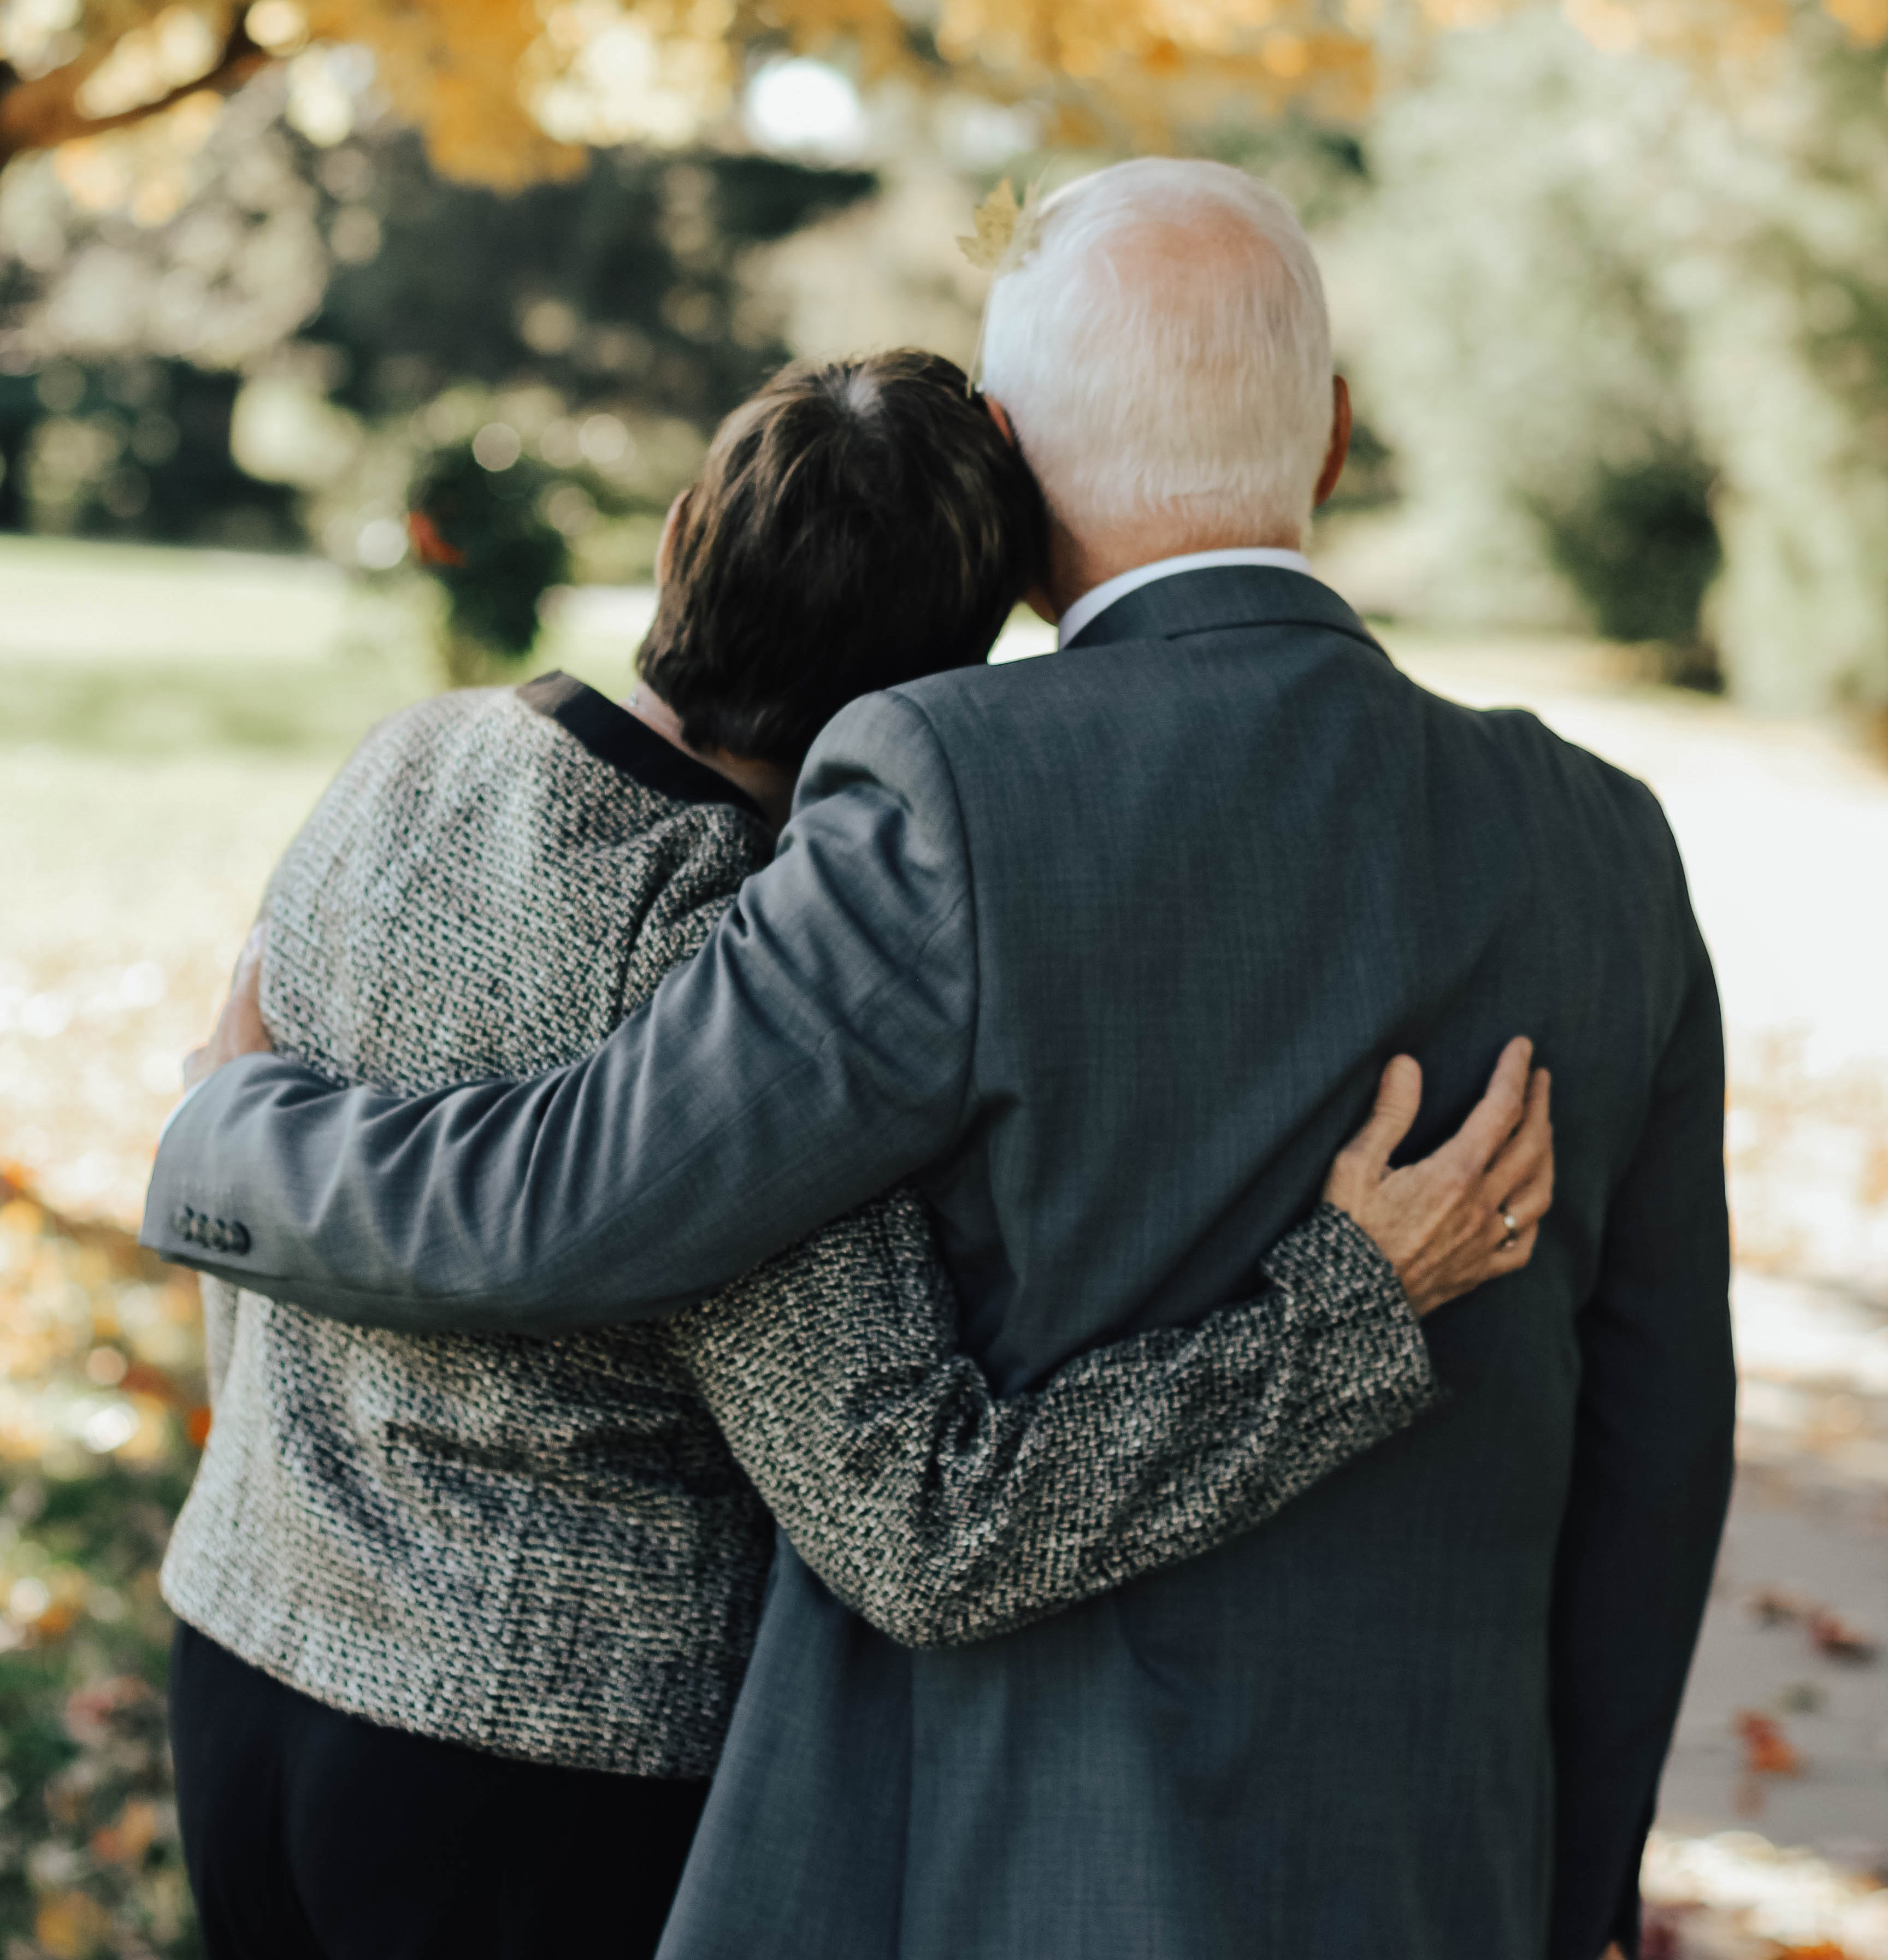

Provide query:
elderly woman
left=161, top=350, right=1549, bottom=1960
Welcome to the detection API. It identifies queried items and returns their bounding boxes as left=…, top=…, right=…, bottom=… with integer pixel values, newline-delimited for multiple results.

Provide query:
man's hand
left=1324, top=1035, right=1553, bottom=1316
left=181, top=926, right=273, bottom=1091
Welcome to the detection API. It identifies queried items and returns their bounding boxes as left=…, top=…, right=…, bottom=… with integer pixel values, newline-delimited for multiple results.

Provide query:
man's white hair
left=980, top=159, right=1334, bottom=545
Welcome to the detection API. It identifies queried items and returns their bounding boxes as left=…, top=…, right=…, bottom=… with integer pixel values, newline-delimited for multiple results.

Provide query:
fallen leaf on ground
left=1734, top=1709, right=1802, bottom=1776
left=1806, top=1609, right=1879, bottom=1664
left=1750, top=1586, right=1816, bottom=1625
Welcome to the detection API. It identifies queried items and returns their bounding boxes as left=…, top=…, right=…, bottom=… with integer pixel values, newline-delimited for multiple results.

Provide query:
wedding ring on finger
left=1498, top=1210, right=1519, bottom=1251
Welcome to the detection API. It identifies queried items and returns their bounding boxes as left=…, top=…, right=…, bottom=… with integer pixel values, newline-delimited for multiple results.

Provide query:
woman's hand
left=1323, top=1036, right=1553, bottom=1316
left=181, top=925, right=272, bottom=1091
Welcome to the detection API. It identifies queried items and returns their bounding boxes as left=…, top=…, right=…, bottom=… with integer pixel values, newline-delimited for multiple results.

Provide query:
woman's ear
left=656, top=487, right=692, bottom=588
left=984, top=396, right=1018, bottom=449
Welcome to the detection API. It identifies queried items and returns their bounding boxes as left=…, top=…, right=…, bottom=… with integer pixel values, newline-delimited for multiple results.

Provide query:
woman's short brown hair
left=636, top=350, right=1047, bottom=770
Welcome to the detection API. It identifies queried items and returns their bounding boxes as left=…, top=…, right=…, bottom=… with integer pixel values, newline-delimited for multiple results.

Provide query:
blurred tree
left=1335, top=8, right=1888, bottom=708
left=0, top=71, right=872, bottom=588
left=1332, top=20, right=1726, bottom=663
left=305, top=139, right=870, bottom=435
left=4, top=0, right=1886, bottom=709
left=0, top=356, right=296, bottom=546
left=4, top=0, right=1885, bottom=195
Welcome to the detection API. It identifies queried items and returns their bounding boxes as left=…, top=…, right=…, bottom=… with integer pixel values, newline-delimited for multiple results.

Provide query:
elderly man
left=146, top=159, right=1733, bottom=1959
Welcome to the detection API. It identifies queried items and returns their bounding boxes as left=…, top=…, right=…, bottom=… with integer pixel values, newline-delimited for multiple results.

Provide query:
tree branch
left=0, top=26, right=270, bottom=169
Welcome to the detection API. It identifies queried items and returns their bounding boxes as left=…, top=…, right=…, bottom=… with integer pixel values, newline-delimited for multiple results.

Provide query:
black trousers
left=169, top=1621, right=710, bottom=1960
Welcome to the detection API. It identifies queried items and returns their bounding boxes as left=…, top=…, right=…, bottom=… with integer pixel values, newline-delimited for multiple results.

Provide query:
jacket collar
left=1063, top=564, right=1387, bottom=660
left=518, top=671, right=766, bottom=822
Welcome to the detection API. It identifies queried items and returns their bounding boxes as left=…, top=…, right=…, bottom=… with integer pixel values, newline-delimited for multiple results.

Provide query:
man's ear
left=982, top=393, right=1054, bottom=619
left=1313, top=375, right=1352, bottom=511
left=655, top=487, right=691, bottom=587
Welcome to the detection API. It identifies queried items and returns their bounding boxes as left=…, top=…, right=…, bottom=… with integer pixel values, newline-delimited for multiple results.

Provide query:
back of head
left=638, top=350, right=1047, bottom=770
left=979, top=160, right=1332, bottom=548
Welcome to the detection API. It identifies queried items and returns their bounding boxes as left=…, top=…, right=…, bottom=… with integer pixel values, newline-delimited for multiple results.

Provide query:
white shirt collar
left=1057, top=547, right=1317, bottom=649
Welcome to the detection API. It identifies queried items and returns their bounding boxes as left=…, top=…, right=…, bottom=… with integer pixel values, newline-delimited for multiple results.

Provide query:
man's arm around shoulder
left=140, top=690, right=978, bottom=1336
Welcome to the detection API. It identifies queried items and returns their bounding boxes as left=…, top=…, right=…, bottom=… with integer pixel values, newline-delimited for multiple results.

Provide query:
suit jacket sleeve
left=1548, top=865, right=1736, bottom=1960
left=675, top=1195, right=1441, bottom=1646
left=137, top=692, right=978, bottom=1335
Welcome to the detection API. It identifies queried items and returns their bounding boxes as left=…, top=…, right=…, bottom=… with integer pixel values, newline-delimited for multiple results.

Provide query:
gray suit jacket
left=145, top=567, right=1734, bottom=1960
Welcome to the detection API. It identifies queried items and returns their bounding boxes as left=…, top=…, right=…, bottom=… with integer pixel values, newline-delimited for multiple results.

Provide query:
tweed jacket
left=161, top=671, right=1437, bottom=1778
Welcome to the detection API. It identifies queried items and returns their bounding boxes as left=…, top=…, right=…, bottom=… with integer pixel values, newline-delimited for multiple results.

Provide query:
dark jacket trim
left=518, top=672, right=766, bottom=822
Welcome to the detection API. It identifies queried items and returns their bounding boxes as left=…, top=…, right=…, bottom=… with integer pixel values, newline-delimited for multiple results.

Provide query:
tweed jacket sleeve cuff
left=1258, top=1201, right=1432, bottom=1386
left=680, top=1191, right=1443, bottom=1651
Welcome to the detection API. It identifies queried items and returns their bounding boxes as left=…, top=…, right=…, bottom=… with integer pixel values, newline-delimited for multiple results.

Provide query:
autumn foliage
left=4, top=0, right=1887, bottom=192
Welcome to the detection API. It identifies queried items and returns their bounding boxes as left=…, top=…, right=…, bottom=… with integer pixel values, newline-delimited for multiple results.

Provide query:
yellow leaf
left=957, top=176, right=1020, bottom=270
left=955, top=174, right=1048, bottom=276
